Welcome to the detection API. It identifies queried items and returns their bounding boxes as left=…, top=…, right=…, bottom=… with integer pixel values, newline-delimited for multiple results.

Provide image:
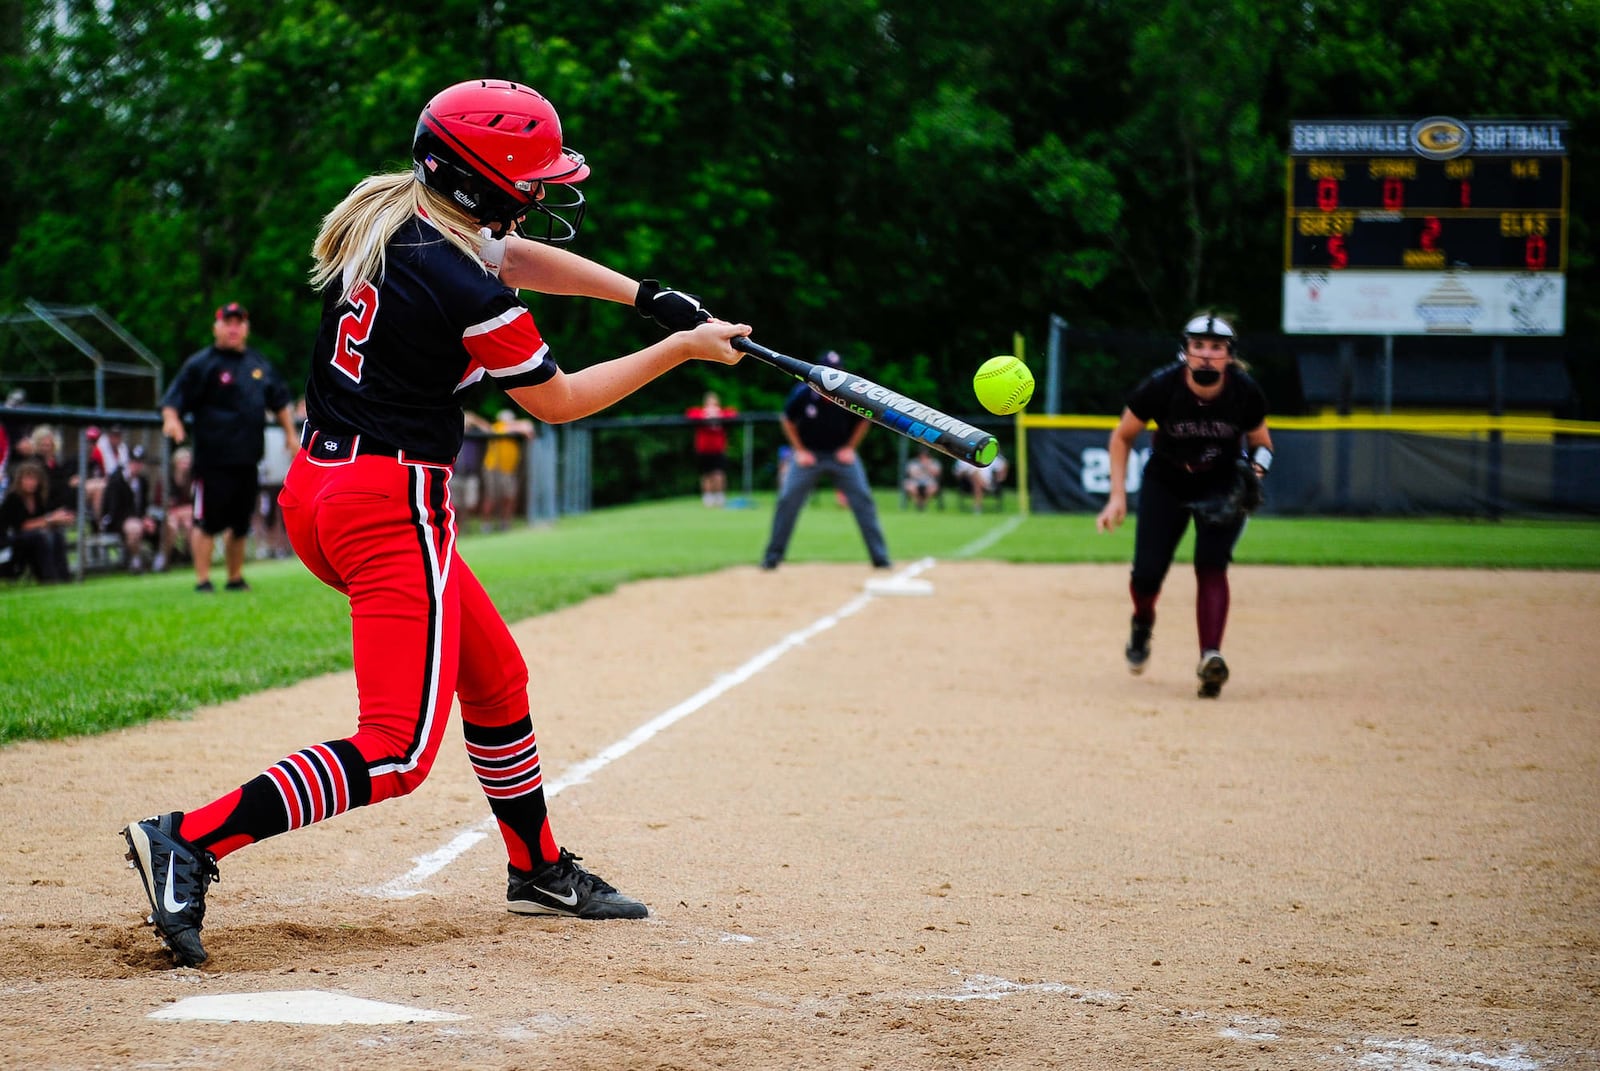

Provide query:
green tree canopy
left=2, top=0, right=1595, bottom=419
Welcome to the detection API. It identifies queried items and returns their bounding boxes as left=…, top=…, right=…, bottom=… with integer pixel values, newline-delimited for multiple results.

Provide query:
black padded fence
left=1024, top=425, right=1600, bottom=518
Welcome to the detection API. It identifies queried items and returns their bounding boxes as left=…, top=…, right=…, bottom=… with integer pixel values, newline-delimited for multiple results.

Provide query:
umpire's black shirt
left=783, top=382, right=864, bottom=453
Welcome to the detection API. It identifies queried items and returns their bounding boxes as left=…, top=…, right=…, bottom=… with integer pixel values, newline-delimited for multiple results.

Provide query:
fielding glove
left=635, top=279, right=713, bottom=332
left=1191, top=457, right=1266, bottom=528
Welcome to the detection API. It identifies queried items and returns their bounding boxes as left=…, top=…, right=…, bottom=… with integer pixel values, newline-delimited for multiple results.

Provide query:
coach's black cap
left=215, top=302, right=249, bottom=321
left=129, top=444, right=147, bottom=461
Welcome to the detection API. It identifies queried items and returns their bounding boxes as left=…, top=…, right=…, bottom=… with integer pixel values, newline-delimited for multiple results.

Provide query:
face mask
left=1189, top=365, right=1223, bottom=387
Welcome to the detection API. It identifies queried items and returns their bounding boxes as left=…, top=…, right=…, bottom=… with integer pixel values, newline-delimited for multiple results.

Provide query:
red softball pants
left=279, top=448, right=529, bottom=802
left=177, top=445, right=556, bottom=868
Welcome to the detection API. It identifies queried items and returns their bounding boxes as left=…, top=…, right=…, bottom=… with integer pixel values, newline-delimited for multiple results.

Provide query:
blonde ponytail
left=309, top=173, right=490, bottom=300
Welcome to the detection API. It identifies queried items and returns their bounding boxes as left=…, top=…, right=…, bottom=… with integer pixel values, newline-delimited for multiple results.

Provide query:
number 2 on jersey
left=331, top=279, right=379, bottom=383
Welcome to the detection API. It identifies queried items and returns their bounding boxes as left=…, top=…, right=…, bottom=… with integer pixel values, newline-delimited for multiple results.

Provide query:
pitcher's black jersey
left=304, top=214, right=558, bottom=462
left=1126, top=361, right=1267, bottom=494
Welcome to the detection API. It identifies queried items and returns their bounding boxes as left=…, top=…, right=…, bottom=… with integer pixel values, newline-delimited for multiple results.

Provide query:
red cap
left=215, top=302, right=249, bottom=321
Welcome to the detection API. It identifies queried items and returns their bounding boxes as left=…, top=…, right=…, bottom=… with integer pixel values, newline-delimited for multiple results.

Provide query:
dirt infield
left=1, top=562, right=1596, bottom=1070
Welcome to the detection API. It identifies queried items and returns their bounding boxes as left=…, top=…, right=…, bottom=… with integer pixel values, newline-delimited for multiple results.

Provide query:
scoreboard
left=1282, top=117, right=1568, bottom=336
left=1286, top=145, right=1566, bottom=273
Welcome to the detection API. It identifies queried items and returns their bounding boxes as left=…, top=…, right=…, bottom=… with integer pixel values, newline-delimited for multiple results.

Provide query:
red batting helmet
left=412, top=79, right=590, bottom=241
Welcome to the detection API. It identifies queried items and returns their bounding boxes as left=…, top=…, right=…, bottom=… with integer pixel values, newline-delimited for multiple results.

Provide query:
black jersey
left=1126, top=360, right=1267, bottom=494
left=162, top=346, right=293, bottom=467
left=303, top=214, right=559, bottom=463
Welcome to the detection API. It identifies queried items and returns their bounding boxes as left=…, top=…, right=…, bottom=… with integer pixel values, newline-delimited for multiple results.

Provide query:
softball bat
left=732, top=337, right=999, bottom=466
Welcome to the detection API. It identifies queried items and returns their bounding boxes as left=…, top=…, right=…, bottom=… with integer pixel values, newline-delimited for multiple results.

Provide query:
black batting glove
left=635, top=279, right=713, bottom=332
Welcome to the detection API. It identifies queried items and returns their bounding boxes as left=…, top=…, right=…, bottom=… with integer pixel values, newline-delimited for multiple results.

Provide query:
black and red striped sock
left=464, top=716, right=556, bottom=872
left=180, top=739, right=371, bottom=859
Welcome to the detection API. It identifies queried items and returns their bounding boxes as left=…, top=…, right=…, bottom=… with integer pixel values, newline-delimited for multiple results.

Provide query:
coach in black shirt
left=161, top=302, right=297, bottom=592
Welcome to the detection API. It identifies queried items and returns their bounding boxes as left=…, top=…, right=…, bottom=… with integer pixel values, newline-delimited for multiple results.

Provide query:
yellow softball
left=973, top=355, right=1035, bottom=415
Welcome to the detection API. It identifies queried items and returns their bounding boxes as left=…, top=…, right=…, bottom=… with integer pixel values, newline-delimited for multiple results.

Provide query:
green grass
left=3, top=493, right=1597, bottom=745
left=998, top=512, right=1600, bottom=569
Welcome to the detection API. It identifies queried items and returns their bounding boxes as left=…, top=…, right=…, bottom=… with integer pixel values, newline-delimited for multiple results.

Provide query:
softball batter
left=123, top=78, right=749, bottom=966
left=1095, top=313, right=1273, bottom=698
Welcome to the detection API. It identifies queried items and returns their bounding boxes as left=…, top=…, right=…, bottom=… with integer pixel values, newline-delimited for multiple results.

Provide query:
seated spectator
left=30, top=425, right=81, bottom=513
left=93, top=423, right=131, bottom=478
left=154, top=446, right=195, bottom=573
left=0, top=460, right=73, bottom=582
left=86, top=423, right=129, bottom=518
left=953, top=452, right=1010, bottom=513
left=902, top=446, right=943, bottom=511
left=100, top=445, right=159, bottom=573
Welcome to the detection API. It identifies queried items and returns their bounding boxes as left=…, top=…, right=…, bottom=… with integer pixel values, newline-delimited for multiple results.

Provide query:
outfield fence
left=10, top=404, right=1598, bottom=578
left=1016, top=412, right=1600, bottom=518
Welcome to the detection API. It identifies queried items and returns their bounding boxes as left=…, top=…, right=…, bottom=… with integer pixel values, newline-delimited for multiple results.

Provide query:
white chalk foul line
left=953, top=514, right=1024, bottom=558
left=367, top=579, right=895, bottom=899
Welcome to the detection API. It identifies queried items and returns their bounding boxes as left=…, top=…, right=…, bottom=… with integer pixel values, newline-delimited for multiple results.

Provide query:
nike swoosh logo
left=162, top=858, right=189, bottom=914
left=532, top=884, right=578, bottom=907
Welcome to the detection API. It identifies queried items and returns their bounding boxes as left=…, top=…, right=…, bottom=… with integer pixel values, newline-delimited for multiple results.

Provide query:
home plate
left=865, top=576, right=934, bottom=596
left=148, top=990, right=467, bottom=1025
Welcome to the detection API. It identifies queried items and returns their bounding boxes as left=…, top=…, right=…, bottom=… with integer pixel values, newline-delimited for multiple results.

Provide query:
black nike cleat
left=1125, top=617, right=1153, bottom=675
left=507, top=849, right=648, bottom=919
left=1196, top=650, right=1230, bottom=698
left=122, top=812, right=219, bottom=966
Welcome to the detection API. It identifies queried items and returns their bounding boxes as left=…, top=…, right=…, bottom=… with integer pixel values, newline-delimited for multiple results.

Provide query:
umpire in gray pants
left=761, top=350, right=891, bottom=570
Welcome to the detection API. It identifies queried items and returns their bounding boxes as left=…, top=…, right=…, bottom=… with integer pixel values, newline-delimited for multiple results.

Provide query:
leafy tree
left=1, top=0, right=1595, bottom=432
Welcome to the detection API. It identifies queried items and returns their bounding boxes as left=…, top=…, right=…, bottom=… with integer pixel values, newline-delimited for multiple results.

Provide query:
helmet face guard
left=411, top=80, right=590, bottom=243
left=514, top=177, right=587, bottom=244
